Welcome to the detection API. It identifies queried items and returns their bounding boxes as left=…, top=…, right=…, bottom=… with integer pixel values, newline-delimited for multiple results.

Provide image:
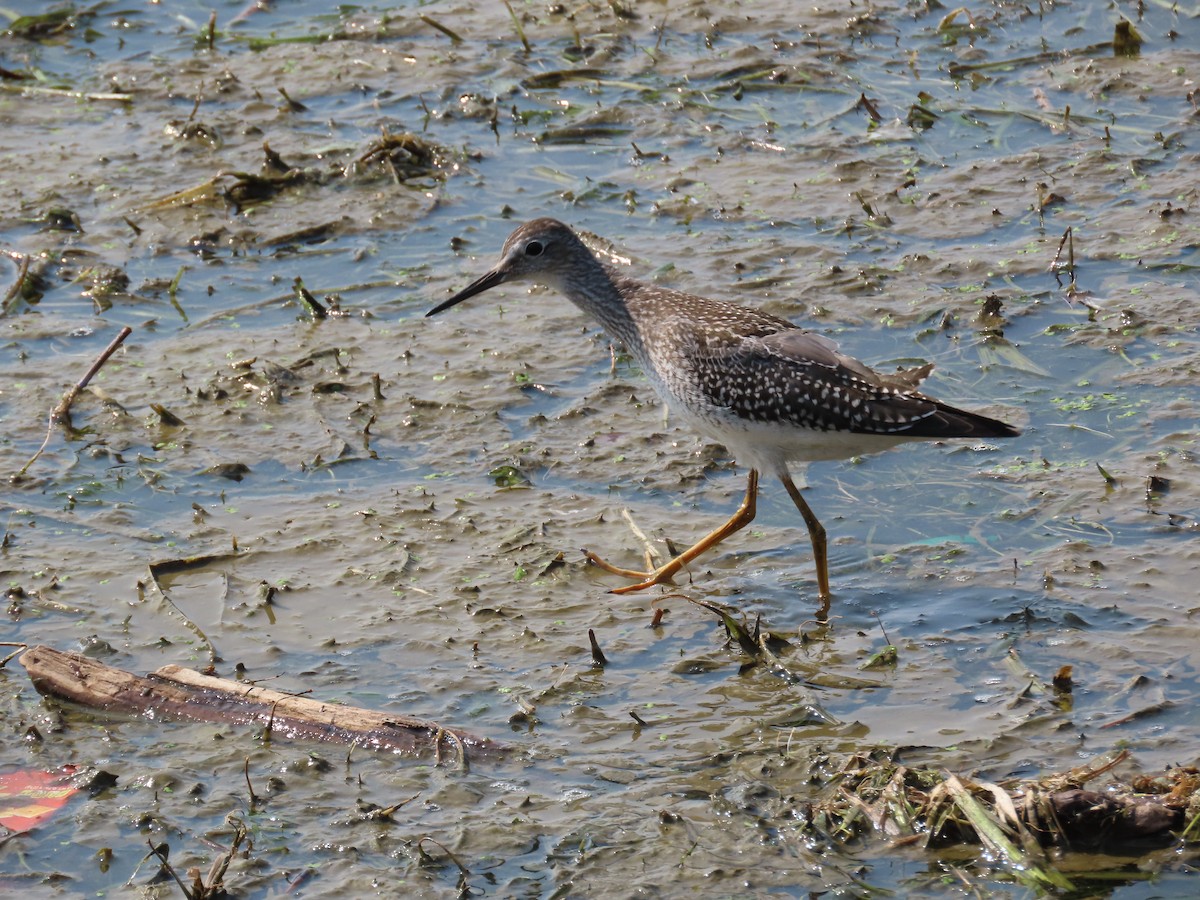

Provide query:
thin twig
left=0, top=83, right=131, bottom=102
left=620, top=507, right=663, bottom=570
left=143, top=560, right=219, bottom=665
left=13, top=325, right=132, bottom=480
left=52, top=326, right=132, bottom=423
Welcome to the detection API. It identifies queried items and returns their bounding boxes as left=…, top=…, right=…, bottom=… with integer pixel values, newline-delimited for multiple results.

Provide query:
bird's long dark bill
left=426, top=269, right=506, bottom=317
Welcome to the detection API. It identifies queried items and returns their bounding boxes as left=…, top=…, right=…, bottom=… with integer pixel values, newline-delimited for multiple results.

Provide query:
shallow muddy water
left=2, top=1, right=1199, bottom=896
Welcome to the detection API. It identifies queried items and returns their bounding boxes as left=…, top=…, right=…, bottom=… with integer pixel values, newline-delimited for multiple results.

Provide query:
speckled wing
left=695, top=325, right=1016, bottom=439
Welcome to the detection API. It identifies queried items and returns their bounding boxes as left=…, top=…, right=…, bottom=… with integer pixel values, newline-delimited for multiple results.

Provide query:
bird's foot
left=582, top=548, right=655, bottom=580
left=609, top=570, right=678, bottom=594
left=582, top=548, right=678, bottom=592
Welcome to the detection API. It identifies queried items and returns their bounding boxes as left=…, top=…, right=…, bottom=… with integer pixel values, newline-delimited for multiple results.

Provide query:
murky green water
left=2, top=1, right=1199, bottom=896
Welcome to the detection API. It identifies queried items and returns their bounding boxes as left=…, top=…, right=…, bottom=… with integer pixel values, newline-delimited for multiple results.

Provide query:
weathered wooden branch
left=21, top=646, right=508, bottom=764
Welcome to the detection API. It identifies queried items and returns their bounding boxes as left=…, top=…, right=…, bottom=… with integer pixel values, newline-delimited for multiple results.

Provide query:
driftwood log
left=21, top=645, right=507, bottom=764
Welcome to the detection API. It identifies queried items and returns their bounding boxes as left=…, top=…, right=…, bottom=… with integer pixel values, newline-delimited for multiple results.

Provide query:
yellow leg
left=780, top=472, right=832, bottom=610
left=585, top=470, right=760, bottom=594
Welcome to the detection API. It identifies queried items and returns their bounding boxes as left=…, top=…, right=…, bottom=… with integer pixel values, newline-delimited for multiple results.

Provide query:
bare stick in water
left=13, top=325, right=133, bottom=480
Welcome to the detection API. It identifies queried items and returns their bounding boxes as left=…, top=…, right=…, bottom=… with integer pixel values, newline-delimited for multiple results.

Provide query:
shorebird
left=427, top=218, right=1019, bottom=608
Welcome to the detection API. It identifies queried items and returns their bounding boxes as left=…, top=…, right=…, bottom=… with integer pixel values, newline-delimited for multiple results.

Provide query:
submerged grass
left=806, top=748, right=1197, bottom=891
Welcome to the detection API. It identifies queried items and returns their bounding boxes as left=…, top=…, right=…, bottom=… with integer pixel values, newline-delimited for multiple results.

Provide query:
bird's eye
left=525, top=240, right=544, bottom=257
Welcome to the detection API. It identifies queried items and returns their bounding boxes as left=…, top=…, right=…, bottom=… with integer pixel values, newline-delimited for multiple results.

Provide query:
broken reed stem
left=243, top=757, right=259, bottom=806
left=2, top=253, right=31, bottom=313
left=293, top=277, right=328, bottom=319
left=417, top=836, right=472, bottom=877
left=419, top=14, right=463, bottom=43
left=201, top=820, right=247, bottom=895
left=13, top=325, right=133, bottom=481
left=147, top=839, right=193, bottom=899
left=1067, top=226, right=1076, bottom=286
left=502, top=1, right=532, bottom=53
left=588, top=628, right=608, bottom=666
left=434, top=726, right=469, bottom=773
left=1049, top=226, right=1074, bottom=280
